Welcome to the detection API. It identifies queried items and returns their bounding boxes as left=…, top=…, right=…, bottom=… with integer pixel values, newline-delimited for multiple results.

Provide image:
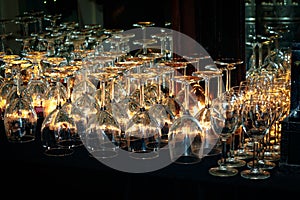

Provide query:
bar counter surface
left=0, top=118, right=300, bottom=199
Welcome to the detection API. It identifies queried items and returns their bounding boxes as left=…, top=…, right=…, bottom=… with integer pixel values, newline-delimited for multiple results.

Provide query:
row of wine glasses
left=208, top=59, right=290, bottom=179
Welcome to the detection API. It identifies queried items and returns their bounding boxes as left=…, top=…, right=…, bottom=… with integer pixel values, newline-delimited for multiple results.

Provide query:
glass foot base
left=247, top=160, right=276, bottom=170
left=174, top=155, right=202, bottom=165
left=218, top=158, right=246, bottom=168
left=129, top=150, right=159, bottom=160
left=8, top=135, right=35, bottom=143
left=209, top=166, right=238, bottom=177
left=44, top=148, right=74, bottom=157
left=240, top=169, right=270, bottom=179
left=205, top=147, right=221, bottom=157
left=90, top=149, right=118, bottom=159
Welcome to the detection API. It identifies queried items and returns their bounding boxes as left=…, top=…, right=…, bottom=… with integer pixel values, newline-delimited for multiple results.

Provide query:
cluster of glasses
left=207, top=23, right=291, bottom=179
left=0, top=11, right=107, bottom=59
left=0, top=16, right=226, bottom=169
left=0, top=11, right=291, bottom=178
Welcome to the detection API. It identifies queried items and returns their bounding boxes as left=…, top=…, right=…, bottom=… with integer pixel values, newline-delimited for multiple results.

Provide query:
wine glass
left=216, top=90, right=246, bottom=168
left=0, top=77, right=16, bottom=118
left=208, top=94, right=239, bottom=177
left=214, top=58, right=243, bottom=92
left=71, top=84, right=99, bottom=156
left=4, top=86, right=38, bottom=143
left=124, top=68, right=161, bottom=160
left=168, top=76, right=205, bottom=164
left=247, top=89, right=286, bottom=170
left=86, top=70, right=121, bottom=159
left=43, top=78, right=68, bottom=118
left=24, top=61, right=48, bottom=118
left=229, top=84, right=253, bottom=160
left=240, top=95, right=277, bottom=179
left=111, top=62, right=142, bottom=134
left=133, top=21, right=155, bottom=42
left=146, top=65, right=177, bottom=146
left=147, top=65, right=177, bottom=126
left=151, top=29, right=173, bottom=60
left=192, top=68, right=223, bottom=157
left=40, top=101, right=78, bottom=157
left=85, top=106, right=121, bottom=159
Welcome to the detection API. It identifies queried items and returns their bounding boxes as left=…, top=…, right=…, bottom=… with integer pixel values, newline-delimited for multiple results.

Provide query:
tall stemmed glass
left=168, top=76, right=204, bottom=164
left=247, top=89, right=286, bottom=170
left=208, top=93, right=239, bottom=177
left=40, top=65, right=79, bottom=157
left=229, top=84, right=253, bottom=160
left=25, top=70, right=48, bottom=118
left=125, top=68, right=161, bottom=160
left=40, top=100, right=78, bottom=157
left=240, top=95, right=277, bottom=179
left=263, top=79, right=290, bottom=161
left=59, top=66, right=83, bottom=148
left=192, top=68, right=223, bottom=157
left=147, top=65, right=177, bottom=146
left=151, top=29, right=173, bottom=60
left=214, top=58, right=243, bottom=92
left=112, top=61, right=142, bottom=135
left=4, top=72, right=37, bottom=143
left=70, top=67, right=99, bottom=155
left=132, top=21, right=156, bottom=56
left=216, top=90, right=246, bottom=168
left=87, top=70, right=121, bottom=159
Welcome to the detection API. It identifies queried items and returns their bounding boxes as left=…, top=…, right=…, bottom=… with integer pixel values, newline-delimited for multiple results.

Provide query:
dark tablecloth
left=0, top=119, right=300, bottom=199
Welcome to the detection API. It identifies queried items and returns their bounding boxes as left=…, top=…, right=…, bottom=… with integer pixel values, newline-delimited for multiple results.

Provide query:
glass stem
left=230, top=133, right=235, bottom=159
left=258, top=43, right=263, bottom=67
left=139, top=79, right=145, bottom=108
left=66, top=77, right=71, bottom=100
left=110, top=79, right=115, bottom=101
left=217, top=73, right=223, bottom=98
left=205, top=77, right=210, bottom=108
left=16, top=72, right=21, bottom=97
left=56, top=80, right=60, bottom=106
left=184, top=82, right=189, bottom=111
left=160, top=38, right=165, bottom=58
left=157, top=75, right=162, bottom=103
left=126, top=76, right=131, bottom=96
left=252, top=140, right=259, bottom=171
left=221, top=138, right=228, bottom=166
left=169, top=70, right=175, bottom=97
left=226, top=68, right=230, bottom=92
left=101, top=81, right=106, bottom=108
left=240, top=128, right=245, bottom=150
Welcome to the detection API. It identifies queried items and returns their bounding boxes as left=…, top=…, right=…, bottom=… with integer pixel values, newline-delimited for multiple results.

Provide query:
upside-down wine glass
left=147, top=65, right=177, bottom=146
left=125, top=67, right=161, bottom=159
left=86, top=69, right=121, bottom=159
left=192, top=67, right=223, bottom=157
left=168, top=76, right=204, bottom=164
left=214, top=58, right=243, bottom=92
left=4, top=72, right=37, bottom=143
